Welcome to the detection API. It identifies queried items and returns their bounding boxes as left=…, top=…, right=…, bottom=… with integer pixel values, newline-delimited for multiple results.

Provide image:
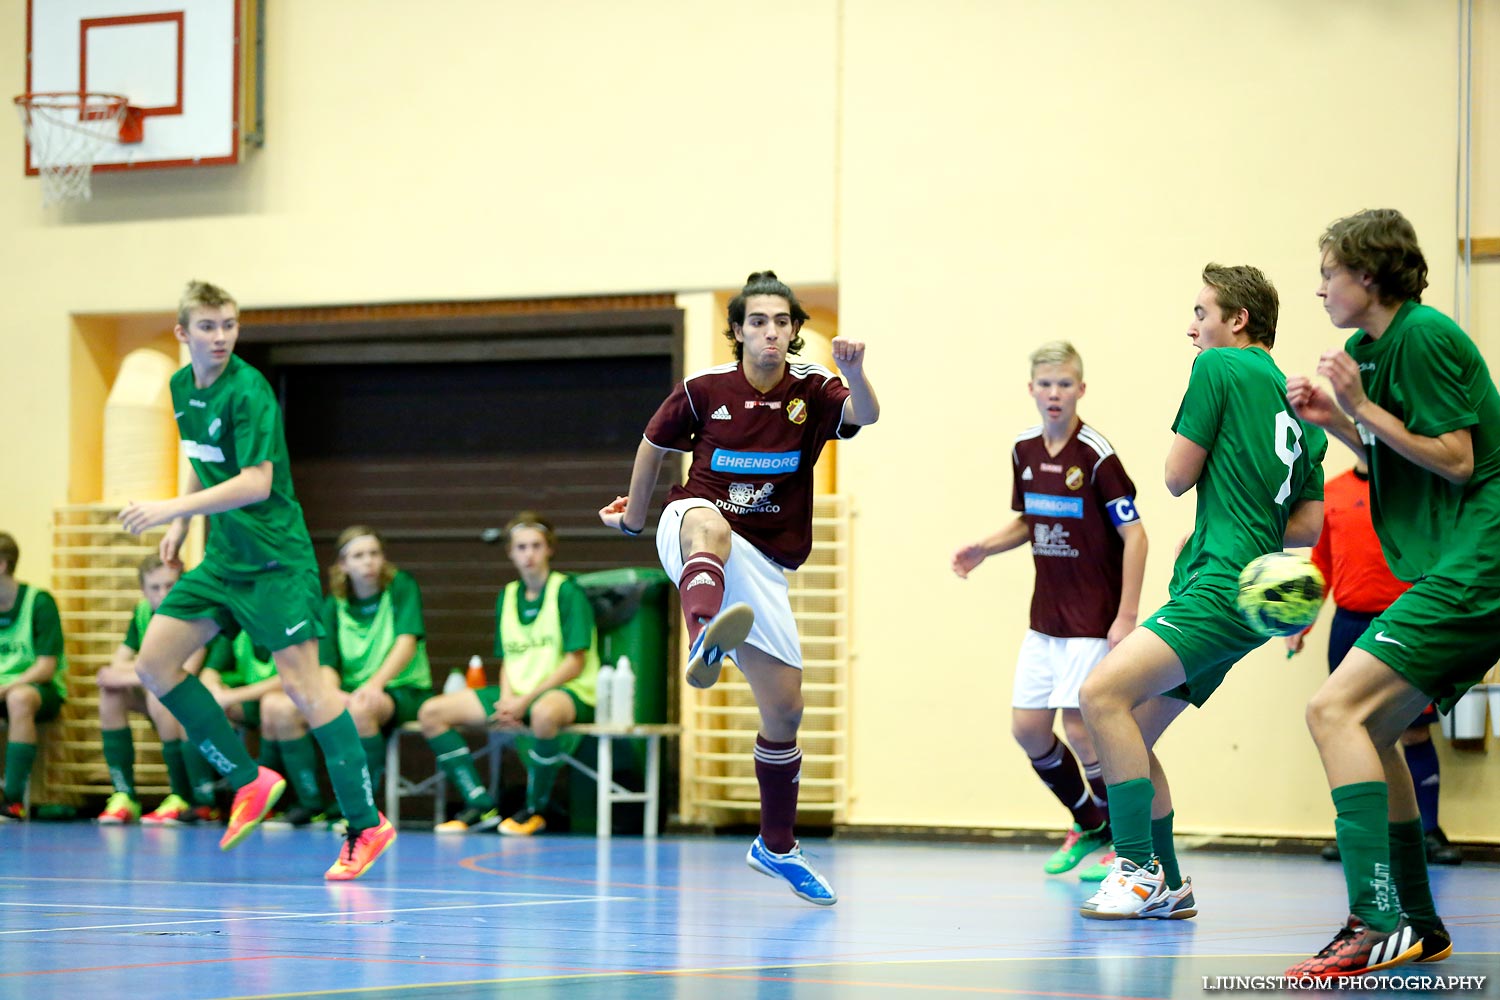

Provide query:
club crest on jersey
left=786, top=398, right=807, bottom=425
left=719, top=481, right=780, bottom=514
left=1065, top=466, right=1084, bottom=490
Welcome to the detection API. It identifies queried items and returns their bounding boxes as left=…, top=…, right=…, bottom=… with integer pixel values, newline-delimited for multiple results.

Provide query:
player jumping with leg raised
left=601, top=270, right=878, bottom=904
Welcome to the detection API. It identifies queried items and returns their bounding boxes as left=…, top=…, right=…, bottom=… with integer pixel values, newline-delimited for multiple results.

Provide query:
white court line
left=0, top=901, right=287, bottom=915
left=0, top=895, right=628, bottom=937
left=0, top=876, right=583, bottom=898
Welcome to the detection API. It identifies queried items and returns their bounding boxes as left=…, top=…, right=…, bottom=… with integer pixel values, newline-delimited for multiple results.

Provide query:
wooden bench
left=385, top=721, right=681, bottom=838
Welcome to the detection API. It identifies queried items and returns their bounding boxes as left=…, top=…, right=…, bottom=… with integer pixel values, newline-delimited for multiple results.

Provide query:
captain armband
left=1106, top=496, right=1141, bottom=527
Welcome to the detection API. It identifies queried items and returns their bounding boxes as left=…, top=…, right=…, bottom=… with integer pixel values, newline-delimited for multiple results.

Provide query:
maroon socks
left=755, top=735, right=801, bottom=854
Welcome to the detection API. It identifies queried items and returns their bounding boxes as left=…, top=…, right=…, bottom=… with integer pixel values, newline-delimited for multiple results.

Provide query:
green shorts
left=157, top=564, right=325, bottom=654
left=475, top=685, right=595, bottom=726
left=381, top=685, right=432, bottom=734
left=1353, top=572, right=1500, bottom=714
left=0, top=683, right=64, bottom=723
left=1141, top=578, right=1268, bottom=708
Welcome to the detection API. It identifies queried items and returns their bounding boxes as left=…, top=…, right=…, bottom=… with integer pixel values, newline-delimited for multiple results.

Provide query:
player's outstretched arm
left=600, top=438, right=669, bottom=535
left=951, top=517, right=1029, bottom=578
left=121, top=461, right=274, bottom=536
left=834, top=337, right=879, bottom=426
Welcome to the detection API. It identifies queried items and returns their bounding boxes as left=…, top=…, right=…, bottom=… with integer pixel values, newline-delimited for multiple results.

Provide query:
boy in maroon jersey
left=600, top=270, right=878, bottom=905
left=952, top=341, right=1147, bottom=881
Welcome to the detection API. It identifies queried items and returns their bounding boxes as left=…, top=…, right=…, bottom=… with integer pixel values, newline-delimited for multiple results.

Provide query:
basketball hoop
left=13, top=92, right=143, bottom=205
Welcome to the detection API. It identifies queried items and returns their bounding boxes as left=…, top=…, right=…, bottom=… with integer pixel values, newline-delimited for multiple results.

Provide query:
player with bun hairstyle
left=601, top=270, right=879, bottom=905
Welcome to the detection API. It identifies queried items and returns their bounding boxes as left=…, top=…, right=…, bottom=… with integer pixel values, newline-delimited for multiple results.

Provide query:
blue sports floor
left=0, top=824, right=1495, bottom=999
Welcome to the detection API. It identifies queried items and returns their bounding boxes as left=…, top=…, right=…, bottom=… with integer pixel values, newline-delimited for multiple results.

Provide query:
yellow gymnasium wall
left=2, top=1, right=1495, bottom=841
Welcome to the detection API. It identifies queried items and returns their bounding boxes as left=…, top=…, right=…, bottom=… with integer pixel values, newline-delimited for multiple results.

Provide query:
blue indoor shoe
left=685, top=603, right=754, bottom=690
left=746, top=835, right=837, bottom=905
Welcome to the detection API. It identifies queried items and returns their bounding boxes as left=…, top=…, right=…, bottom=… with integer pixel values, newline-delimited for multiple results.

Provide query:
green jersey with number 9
left=1168, top=346, right=1327, bottom=595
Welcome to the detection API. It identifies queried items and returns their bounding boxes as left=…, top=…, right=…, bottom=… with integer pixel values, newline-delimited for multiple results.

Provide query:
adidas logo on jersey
left=684, top=572, right=717, bottom=591
left=710, top=405, right=732, bottom=421
left=1021, top=467, right=1033, bottom=480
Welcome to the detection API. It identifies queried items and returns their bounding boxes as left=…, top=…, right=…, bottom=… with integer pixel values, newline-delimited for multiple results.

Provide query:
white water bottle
left=610, top=656, right=635, bottom=727
left=443, top=667, right=467, bottom=695
left=595, top=663, right=615, bottom=725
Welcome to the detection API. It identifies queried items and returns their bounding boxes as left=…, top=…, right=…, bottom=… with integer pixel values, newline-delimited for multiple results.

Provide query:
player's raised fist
left=1316, top=349, right=1367, bottom=414
left=831, top=336, right=865, bottom=371
left=1286, top=375, right=1340, bottom=429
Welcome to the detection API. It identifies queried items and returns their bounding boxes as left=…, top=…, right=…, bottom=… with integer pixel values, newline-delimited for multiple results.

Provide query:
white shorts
left=655, top=498, right=803, bottom=669
left=1011, top=630, right=1110, bottom=710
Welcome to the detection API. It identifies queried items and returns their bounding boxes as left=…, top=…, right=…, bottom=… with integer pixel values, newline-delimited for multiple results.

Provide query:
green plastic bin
left=568, top=567, right=672, bottom=833
left=576, top=566, right=672, bottom=724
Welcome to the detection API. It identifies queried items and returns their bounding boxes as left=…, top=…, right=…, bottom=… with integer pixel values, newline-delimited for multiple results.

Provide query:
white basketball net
left=14, top=94, right=126, bottom=205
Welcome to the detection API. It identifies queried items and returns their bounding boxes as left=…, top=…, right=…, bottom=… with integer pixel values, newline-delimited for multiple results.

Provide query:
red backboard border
left=22, top=0, right=242, bottom=176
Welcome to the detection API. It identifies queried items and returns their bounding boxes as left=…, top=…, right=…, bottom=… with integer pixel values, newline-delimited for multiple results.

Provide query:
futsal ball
left=1235, top=551, right=1326, bottom=637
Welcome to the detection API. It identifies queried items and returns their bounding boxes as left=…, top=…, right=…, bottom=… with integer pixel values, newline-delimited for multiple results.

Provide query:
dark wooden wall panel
left=276, top=354, right=679, bottom=684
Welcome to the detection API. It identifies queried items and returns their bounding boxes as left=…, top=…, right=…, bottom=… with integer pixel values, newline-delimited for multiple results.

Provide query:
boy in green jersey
left=95, top=554, right=222, bottom=825
left=0, top=532, right=67, bottom=820
left=1284, top=209, right=1500, bottom=977
left=1076, top=265, right=1327, bottom=921
left=119, top=280, right=394, bottom=880
left=418, top=512, right=598, bottom=835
